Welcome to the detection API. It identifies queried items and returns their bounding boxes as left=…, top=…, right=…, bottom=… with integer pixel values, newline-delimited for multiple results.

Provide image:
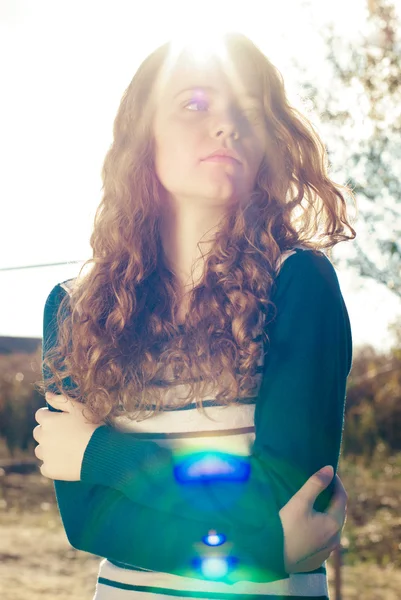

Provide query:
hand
left=33, top=392, right=105, bottom=481
left=279, top=467, right=347, bottom=573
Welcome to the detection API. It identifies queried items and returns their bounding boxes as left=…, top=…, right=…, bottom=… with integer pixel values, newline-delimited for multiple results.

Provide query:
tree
left=296, top=0, right=401, bottom=296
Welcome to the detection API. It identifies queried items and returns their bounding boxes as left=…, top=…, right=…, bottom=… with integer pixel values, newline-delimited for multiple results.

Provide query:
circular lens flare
left=202, top=530, right=226, bottom=546
left=200, top=556, right=230, bottom=579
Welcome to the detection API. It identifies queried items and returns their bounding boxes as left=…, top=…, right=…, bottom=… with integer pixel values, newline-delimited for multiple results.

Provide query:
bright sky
left=0, top=0, right=399, bottom=353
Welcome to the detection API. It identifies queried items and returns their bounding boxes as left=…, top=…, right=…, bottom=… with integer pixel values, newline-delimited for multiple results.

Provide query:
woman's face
left=152, top=49, right=267, bottom=209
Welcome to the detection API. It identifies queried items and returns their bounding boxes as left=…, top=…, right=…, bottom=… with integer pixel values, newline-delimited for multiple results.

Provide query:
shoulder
left=276, top=246, right=340, bottom=287
left=271, top=246, right=353, bottom=374
left=272, top=246, right=344, bottom=308
left=44, top=278, right=77, bottom=320
left=46, top=278, right=76, bottom=301
left=59, top=278, right=76, bottom=297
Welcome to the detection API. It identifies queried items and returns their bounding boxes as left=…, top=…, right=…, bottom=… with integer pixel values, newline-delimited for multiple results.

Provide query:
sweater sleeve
left=43, top=284, right=287, bottom=584
left=42, top=248, right=352, bottom=583
left=252, top=249, right=352, bottom=514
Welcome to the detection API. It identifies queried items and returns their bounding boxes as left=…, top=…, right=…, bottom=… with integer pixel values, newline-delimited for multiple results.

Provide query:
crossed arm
left=42, top=250, right=352, bottom=584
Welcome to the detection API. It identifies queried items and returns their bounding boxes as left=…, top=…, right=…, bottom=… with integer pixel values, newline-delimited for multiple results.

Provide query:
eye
left=184, top=97, right=209, bottom=111
left=184, top=100, right=209, bottom=112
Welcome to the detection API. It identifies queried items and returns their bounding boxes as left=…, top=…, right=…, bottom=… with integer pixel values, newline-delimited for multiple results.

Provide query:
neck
left=159, top=198, right=226, bottom=291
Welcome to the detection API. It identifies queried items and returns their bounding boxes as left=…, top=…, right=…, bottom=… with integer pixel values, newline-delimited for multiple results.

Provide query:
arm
left=43, top=283, right=288, bottom=584
left=43, top=249, right=352, bottom=582
left=252, top=249, right=352, bottom=516
left=81, top=250, right=351, bottom=514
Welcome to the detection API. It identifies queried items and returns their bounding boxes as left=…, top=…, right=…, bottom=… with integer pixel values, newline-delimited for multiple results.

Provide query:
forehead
left=156, top=49, right=262, bottom=101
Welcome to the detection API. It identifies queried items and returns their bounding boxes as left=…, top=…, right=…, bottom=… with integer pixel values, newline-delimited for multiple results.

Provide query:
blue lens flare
left=202, top=530, right=226, bottom=546
left=191, top=555, right=239, bottom=580
left=200, top=557, right=229, bottom=578
left=173, top=452, right=253, bottom=580
left=173, top=451, right=250, bottom=483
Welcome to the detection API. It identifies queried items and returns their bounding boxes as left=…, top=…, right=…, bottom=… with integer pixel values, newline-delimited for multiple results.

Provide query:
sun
left=168, top=26, right=230, bottom=65
left=154, top=24, right=251, bottom=112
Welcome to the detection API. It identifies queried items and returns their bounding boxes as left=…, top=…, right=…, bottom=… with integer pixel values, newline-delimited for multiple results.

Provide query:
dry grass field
left=1, top=442, right=400, bottom=600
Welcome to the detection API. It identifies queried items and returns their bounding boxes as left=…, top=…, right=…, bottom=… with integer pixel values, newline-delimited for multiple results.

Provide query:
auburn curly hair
left=36, top=32, right=356, bottom=425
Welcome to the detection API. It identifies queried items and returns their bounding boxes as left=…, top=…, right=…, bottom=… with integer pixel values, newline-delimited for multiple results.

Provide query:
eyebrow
left=173, top=85, right=261, bottom=102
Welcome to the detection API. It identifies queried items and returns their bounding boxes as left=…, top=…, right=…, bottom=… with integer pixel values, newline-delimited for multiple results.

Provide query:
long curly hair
left=36, top=32, right=356, bottom=425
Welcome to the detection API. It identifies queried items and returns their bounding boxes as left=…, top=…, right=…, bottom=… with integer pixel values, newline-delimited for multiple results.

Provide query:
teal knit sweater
left=42, top=247, right=352, bottom=594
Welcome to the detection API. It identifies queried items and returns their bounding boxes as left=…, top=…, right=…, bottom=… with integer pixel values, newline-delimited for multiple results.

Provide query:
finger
left=296, top=467, right=334, bottom=509
left=34, top=407, right=48, bottom=424
left=45, top=392, right=72, bottom=412
left=34, top=444, right=43, bottom=460
left=333, top=473, right=348, bottom=500
left=326, top=475, right=348, bottom=530
left=32, top=424, right=42, bottom=442
left=39, top=463, right=52, bottom=479
left=45, top=391, right=70, bottom=404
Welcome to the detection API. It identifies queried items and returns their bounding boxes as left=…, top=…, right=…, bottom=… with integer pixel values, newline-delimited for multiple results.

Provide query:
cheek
left=245, top=143, right=265, bottom=186
left=154, top=123, right=199, bottom=185
left=235, top=152, right=262, bottom=196
left=154, top=134, right=178, bottom=184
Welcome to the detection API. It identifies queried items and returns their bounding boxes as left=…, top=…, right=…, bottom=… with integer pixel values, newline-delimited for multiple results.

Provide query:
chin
left=198, top=179, right=245, bottom=203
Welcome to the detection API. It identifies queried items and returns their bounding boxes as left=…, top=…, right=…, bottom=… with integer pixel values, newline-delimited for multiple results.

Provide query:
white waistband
left=97, top=558, right=329, bottom=597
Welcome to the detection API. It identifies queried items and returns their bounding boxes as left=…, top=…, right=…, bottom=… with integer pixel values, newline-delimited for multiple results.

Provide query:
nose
left=211, top=109, right=240, bottom=141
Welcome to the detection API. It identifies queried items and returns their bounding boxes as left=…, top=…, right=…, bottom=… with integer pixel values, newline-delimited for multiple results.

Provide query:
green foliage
left=297, top=0, right=401, bottom=296
left=0, top=348, right=44, bottom=457
left=339, top=448, right=401, bottom=568
left=342, top=326, right=401, bottom=460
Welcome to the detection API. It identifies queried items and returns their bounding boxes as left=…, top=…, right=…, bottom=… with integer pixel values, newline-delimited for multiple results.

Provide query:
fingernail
left=318, top=465, right=333, bottom=480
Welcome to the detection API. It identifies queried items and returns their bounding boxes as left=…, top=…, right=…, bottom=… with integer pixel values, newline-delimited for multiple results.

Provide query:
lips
left=202, top=148, right=242, bottom=164
left=203, top=155, right=240, bottom=165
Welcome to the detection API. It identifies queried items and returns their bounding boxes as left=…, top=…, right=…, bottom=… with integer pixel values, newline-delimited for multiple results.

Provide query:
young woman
left=34, top=32, right=355, bottom=599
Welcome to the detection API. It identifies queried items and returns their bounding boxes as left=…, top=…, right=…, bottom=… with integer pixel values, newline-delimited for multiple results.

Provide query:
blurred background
left=0, top=0, right=400, bottom=598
